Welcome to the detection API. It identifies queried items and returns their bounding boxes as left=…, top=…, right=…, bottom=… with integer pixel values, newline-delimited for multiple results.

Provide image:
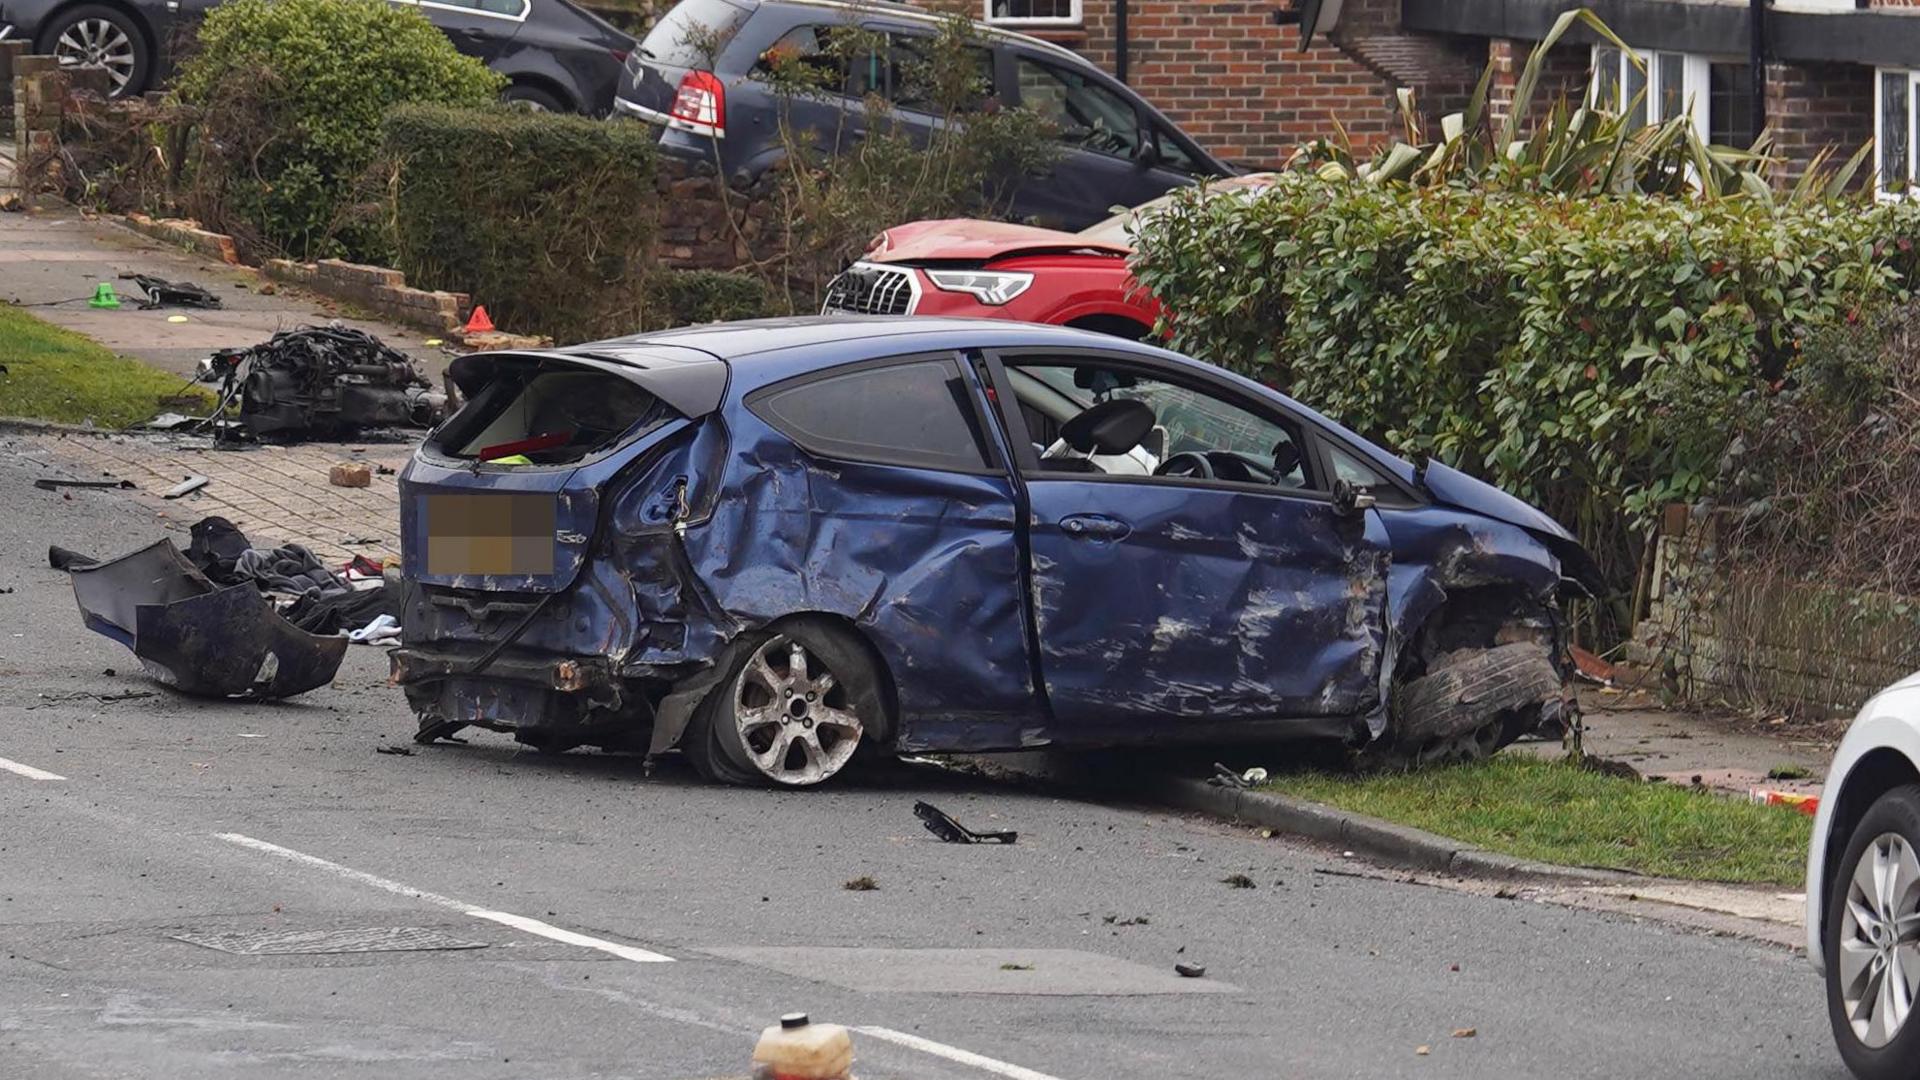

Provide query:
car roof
left=553, top=315, right=1422, bottom=485
left=574, top=314, right=1136, bottom=363
left=741, top=0, right=1092, bottom=67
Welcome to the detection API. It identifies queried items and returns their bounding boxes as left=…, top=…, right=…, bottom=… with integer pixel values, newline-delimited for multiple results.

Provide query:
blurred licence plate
left=424, top=494, right=556, bottom=575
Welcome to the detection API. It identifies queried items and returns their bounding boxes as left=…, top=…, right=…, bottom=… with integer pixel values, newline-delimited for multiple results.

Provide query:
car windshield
left=1077, top=173, right=1280, bottom=248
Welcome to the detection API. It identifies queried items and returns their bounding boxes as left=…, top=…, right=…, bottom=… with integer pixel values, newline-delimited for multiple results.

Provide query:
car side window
left=752, top=360, right=992, bottom=473
left=1013, top=56, right=1142, bottom=159
left=1004, top=360, right=1316, bottom=490
left=1151, top=122, right=1203, bottom=175
left=885, top=34, right=996, bottom=113
left=760, top=26, right=861, bottom=96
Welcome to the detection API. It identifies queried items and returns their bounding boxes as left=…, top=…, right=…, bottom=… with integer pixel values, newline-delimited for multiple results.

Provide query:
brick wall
left=1627, top=527, right=1917, bottom=717
left=1004, top=0, right=1484, bottom=167
left=1485, top=39, right=1590, bottom=134
left=1765, top=60, right=1875, bottom=190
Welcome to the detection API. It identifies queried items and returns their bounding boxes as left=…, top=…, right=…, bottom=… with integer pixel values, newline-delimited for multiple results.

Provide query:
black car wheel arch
left=37, top=1, right=152, bottom=97
left=502, top=80, right=570, bottom=112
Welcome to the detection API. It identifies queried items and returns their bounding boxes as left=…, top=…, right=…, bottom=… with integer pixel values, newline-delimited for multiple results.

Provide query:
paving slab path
left=0, top=164, right=445, bottom=383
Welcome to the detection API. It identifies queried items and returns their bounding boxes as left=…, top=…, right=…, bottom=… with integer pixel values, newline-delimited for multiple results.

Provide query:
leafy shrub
left=385, top=104, right=658, bottom=342
left=644, top=270, right=773, bottom=328
left=1130, top=175, right=1920, bottom=635
left=174, top=0, right=502, bottom=261
left=1718, top=302, right=1920, bottom=595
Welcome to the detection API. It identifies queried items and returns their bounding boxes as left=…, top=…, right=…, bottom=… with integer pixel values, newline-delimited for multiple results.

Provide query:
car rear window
left=751, top=360, right=992, bottom=473
left=642, top=0, right=752, bottom=68
left=433, top=364, right=677, bottom=465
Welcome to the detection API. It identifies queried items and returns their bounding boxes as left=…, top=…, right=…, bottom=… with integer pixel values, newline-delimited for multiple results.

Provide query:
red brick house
left=975, top=0, right=1920, bottom=192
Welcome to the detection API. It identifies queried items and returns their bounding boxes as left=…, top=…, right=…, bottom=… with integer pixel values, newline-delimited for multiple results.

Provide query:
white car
left=1808, top=673, right=1920, bottom=1078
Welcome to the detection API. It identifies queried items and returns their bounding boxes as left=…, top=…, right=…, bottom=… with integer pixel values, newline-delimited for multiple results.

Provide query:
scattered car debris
left=33, top=477, right=133, bottom=491
left=120, top=273, right=223, bottom=310
left=376, top=744, right=415, bottom=756
left=1102, top=914, right=1149, bottom=926
left=1416, top=1045, right=1431, bottom=1056
left=161, top=475, right=209, bottom=500
left=999, top=962, right=1033, bottom=971
left=913, top=801, right=1018, bottom=845
left=1174, top=963, right=1206, bottom=978
left=1452, top=1028, right=1477, bottom=1039
left=1207, top=763, right=1267, bottom=789
left=28, top=688, right=156, bottom=708
left=1571, top=645, right=1618, bottom=687
left=57, top=538, right=347, bottom=699
left=1221, top=874, right=1257, bottom=889
left=348, top=614, right=401, bottom=646
left=843, top=876, right=878, bottom=892
left=205, top=325, right=445, bottom=441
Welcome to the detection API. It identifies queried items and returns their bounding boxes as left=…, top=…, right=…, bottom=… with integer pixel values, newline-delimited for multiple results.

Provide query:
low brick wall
left=1626, top=516, right=1920, bottom=715
left=264, top=258, right=469, bottom=334
left=123, top=213, right=241, bottom=265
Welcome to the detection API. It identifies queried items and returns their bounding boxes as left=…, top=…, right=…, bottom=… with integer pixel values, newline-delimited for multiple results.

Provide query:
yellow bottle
left=752, top=1013, right=855, bottom=1080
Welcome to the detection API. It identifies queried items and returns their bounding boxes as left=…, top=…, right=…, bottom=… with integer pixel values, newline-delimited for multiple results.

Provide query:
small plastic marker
left=166, top=315, right=189, bottom=323
left=87, top=282, right=119, bottom=309
left=425, top=338, right=443, bottom=346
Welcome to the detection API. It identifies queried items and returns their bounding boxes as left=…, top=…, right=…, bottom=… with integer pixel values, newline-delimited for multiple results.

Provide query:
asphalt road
left=0, top=451, right=1842, bottom=1080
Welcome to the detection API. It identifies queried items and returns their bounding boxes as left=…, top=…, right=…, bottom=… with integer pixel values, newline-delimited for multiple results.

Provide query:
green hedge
left=386, top=106, right=775, bottom=341
left=174, top=0, right=502, bottom=261
left=1130, top=175, right=1920, bottom=620
left=386, top=104, right=670, bottom=343
left=643, top=269, right=772, bottom=329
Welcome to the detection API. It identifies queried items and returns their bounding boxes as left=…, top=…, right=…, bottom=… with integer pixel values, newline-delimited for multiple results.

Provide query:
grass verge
left=1264, top=755, right=1811, bottom=885
left=0, top=304, right=208, bottom=427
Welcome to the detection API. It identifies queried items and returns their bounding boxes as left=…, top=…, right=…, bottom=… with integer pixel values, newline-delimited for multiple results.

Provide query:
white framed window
left=1592, top=45, right=1707, bottom=139
left=1590, top=45, right=1759, bottom=150
left=984, top=0, right=1082, bottom=27
left=1877, top=68, right=1915, bottom=201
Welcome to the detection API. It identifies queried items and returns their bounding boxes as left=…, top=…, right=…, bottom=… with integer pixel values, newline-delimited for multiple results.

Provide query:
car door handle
left=1059, top=514, right=1130, bottom=541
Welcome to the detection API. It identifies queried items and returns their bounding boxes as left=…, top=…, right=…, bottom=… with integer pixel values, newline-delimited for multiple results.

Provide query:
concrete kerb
left=1137, top=774, right=1641, bottom=886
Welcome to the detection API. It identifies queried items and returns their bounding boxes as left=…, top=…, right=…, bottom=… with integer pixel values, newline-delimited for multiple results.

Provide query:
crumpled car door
left=1024, top=480, right=1392, bottom=731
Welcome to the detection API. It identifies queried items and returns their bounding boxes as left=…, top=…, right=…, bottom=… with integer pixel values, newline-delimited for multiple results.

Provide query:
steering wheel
left=1155, top=452, right=1214, bottom=480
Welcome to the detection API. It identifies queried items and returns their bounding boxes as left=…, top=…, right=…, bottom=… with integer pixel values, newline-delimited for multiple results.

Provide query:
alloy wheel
left=1838, top=832, right=1920, bottom=1048
left=53, top=18, right=136, bottom=93
left=730, top=634, right=862, bottom=786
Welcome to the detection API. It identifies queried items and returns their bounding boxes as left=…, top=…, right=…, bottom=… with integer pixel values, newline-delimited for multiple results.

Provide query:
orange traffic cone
left=464, top=305, right=496, bottom=334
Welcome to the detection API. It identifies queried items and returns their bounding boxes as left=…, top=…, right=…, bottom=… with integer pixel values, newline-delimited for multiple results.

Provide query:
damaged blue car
left=391, top=317, right=1598, bottom=786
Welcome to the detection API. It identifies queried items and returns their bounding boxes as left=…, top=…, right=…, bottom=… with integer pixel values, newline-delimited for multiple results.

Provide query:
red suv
left=822, top=175, right=1276, bottom=340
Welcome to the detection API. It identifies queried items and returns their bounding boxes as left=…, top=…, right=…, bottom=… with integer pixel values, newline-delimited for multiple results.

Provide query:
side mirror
left=1332, top=479, right=1377, bottom=517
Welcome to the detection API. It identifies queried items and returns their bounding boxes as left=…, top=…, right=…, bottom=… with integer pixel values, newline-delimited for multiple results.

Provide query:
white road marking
left=856, top=1026, right=1065, bottom=1080
left=0, top=756, right=67, bottom=781
left=216, top=833, right=469, bottom=910
left=215, top=833, right=673, bottom=963
left=470, top=910, right=673, bottom=963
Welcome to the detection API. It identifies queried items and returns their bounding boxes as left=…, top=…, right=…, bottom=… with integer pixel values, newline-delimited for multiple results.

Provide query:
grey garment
left=232, top=544, right=347, bottom=597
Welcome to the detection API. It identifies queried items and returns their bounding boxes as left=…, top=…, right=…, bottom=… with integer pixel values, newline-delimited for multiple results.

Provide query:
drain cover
left=169, top=927, right=489, bottom=956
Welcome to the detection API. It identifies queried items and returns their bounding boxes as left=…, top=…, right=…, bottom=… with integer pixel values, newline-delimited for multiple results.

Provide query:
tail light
left=669, top=70, right=726, bottom=138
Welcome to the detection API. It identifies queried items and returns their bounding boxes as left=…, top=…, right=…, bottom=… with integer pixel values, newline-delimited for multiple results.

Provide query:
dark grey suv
left=614, top=0, right=1232, bottom=229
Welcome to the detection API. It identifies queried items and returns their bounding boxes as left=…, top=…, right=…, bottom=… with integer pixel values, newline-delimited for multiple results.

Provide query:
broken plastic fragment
left=913, top=801, right=1016, bottom=845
